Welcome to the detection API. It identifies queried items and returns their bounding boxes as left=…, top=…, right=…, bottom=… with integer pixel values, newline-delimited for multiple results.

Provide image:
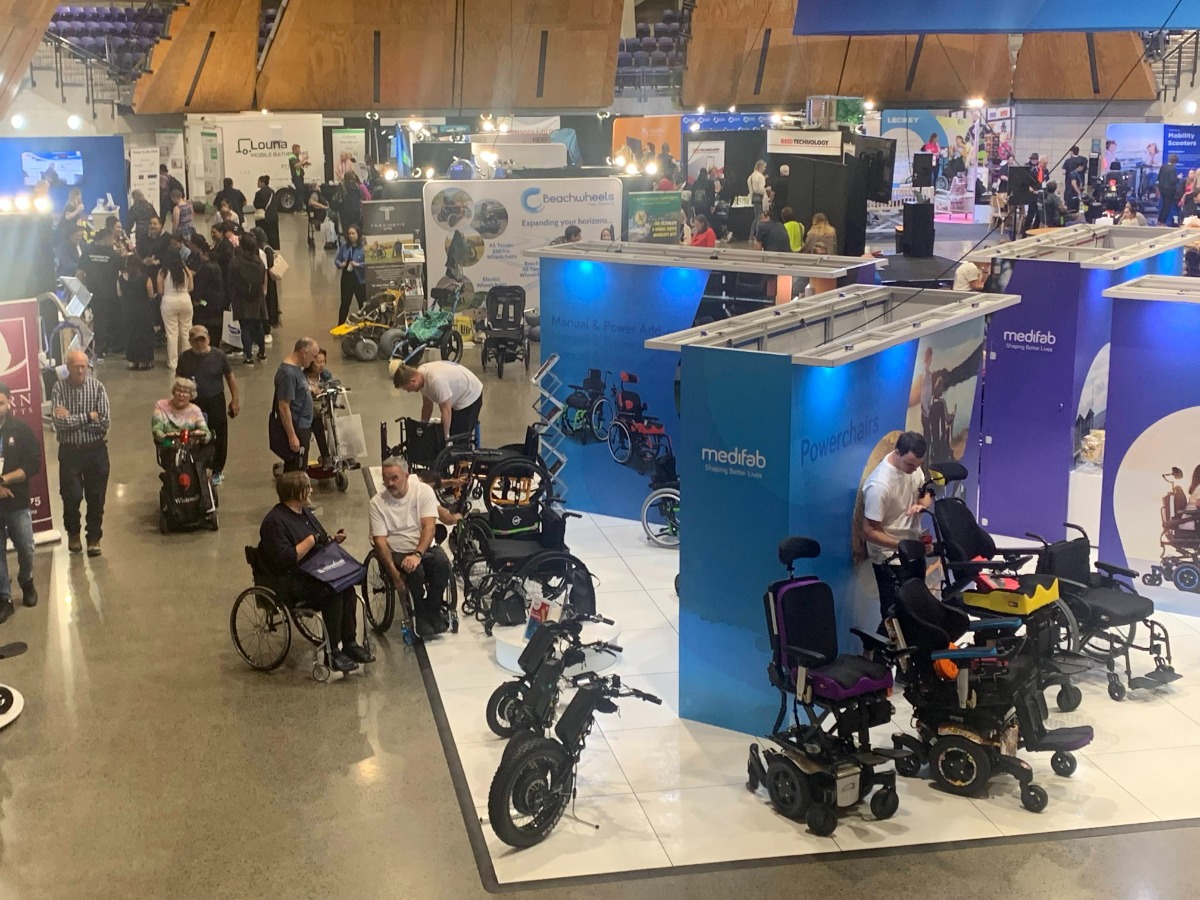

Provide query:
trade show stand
left=646, top=285, right=1019, bottom=734
left=1099, top=275, right=1200, bottom=614
left=0, top=135, right=126, bottom=220
left=529, top=242, right=878, bottom=522
left=971, top=225, right=1191, bottom=544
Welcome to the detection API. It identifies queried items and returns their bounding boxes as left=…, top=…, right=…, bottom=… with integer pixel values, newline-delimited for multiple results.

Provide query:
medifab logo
left=237, top=137, right=289, bottom=155
left=1003, top=329, right=1056, bottom=345
left=521, top=186, right=617, bottom=214
left=701, top=447, right=766, bottom=468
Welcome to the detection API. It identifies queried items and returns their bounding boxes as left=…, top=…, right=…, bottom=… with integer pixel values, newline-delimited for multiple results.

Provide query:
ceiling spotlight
left=0, top=198, right=11, bottom=213
left=33, top=196, right=51, bottom=213
left=9, top=114, right=26, bottom=130
left=696, top=105, right=705, bottom=114
left=769, top=113, right=782, bottom=125
left=863, top=100, right=876, bottom=111
left=14, top=195, right=30, bottom=211
left=498, top=122, right=510, bottom=133
left=966, top=97, right=985, bottom=109
left=688, top=121, right=700, bottom=133
left=728, top=105, right=736, bottom=113
left=1187, top=99, right=1198, bottom=115
left=645, top=161, right=659, bottom=176
left=613, top=153, right=627, bottom=168
left=66, top=114, right=82, bottom=131
left=624, top=162, right=640, bottom=176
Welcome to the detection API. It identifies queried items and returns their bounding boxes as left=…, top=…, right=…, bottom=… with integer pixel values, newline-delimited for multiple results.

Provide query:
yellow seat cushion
left=961, top=574, right=1059, bottom=615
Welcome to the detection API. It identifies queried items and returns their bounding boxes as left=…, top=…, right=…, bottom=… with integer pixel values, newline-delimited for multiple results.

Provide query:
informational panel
left=331, top=128, right=370, bottom=182
left=1104, top=123, right=1200, bottom=178
left=627, top=192, right=681, bottom=243
left=422, top=177, right=623, bottom=310
left=156, top=128, right=186, bottom=190
left=200, top=129, right=223, bottom=199
left=128, top=146, right=159, bottom=205
left=685, top=140, right=725, bottom=181
left=361, top=199, right=424, bottom=295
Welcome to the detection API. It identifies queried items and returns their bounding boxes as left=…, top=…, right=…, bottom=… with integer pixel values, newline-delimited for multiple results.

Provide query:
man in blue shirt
left=271, top=338, right=318, bottom=473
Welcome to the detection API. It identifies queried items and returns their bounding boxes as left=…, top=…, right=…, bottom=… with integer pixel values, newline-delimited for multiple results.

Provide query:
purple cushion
left=808, top=655, right=893, bottom=701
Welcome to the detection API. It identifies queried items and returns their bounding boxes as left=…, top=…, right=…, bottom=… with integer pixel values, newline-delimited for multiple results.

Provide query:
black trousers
left=449, top=395, right=483, bottom=443
left=291, top=573, right=357, bottom=648
left=282, top=427, right=313, bottom=472
left=390, top=547, right=451, bottom=624
left=196, top=393, right=229, bottom=474
left=338, top=272, right=366, bottom=325
left=59, top=442, right=110, bottom=542
left=872, top=561, right=901, bottom=624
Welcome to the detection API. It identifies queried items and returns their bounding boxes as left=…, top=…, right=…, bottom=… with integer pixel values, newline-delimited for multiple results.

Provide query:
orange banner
left=611, top=116, right=683, bottom=164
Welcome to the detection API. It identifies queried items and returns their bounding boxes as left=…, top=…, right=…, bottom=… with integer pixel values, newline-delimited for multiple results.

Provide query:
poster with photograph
left=331, top=128, right=369, bottom=182
left=156, top=129, right=186, bottom=189
left=881, top=108, right=984, bottom=215
left=362, top=199, right=424, bottom=296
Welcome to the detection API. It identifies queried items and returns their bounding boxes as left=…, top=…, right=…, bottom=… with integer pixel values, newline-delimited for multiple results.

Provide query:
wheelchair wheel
left=1021, top=783, right=1049, bottom=813
left=501, top=728, right=542, bottom=767
left=1056, top=683, right=1083, bottom=713
left=293, top=607, right=327, bottom=646
left=524, top=339, right=531, bottom=373
left=378, top=328, right=406, bottom=359
left=440, top=329, right=464, bottom=362
left=497, top=356, right=505, bottom=379
left=341, top=336, right=359, bottom=358
left=354, top=337, right=380, bottom=362
left=488, top=736, right=573, bottom=848
left=607, top=420, right=633, bottom=464
left=515, top=552, right=593, bottom=617
left=1051, top=750, right=1077, bottom=778
left=870, top=787, right=900, bottom=821
left=805, top=803, right=837, bottom=837
left=588, top=397, right=613, bottom=442
left=894, top=734, right=926, bottom=777
left=641, top=487, right=680, bottom=548
left=230, top=587, right=292, bottom=671
left=765, top=756, right=811, bottom=820
left=363, top=550, right=397, bottom=633
left=1172, top=562, right=1200, bottom=593
left=930, top=735, right=991, bottom=796
left=455, top=516, right=494, bottom=600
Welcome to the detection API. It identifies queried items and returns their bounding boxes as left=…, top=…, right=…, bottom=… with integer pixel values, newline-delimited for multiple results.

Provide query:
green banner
left=627, top=191, right=681, bottom=244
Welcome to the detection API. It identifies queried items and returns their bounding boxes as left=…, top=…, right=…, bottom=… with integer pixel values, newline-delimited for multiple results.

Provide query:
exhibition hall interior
left=3, top=0, right=1200, bottom=897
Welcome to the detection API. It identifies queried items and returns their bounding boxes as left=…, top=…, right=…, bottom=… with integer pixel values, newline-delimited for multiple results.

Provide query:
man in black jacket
left=1062, top=146, right=1088, bottom=212
left=0, top=382, right=43, bottom=621
left=213, top=178, right=248, bottom=224
left=1159, top=153, right=1180, bottom=226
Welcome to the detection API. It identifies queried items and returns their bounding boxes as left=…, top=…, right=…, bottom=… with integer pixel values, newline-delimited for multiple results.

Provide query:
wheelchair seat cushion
left=487, top=538, right=543, bottom=565
left=1076, top=587, right=1154, bottom=628
left=809, top=655, right=893, bottom=701
left=962, top=574, right=1059, bottom=615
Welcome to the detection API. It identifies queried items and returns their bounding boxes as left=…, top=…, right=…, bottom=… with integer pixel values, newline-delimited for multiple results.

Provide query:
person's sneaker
left=19, top=582, right=37, bottom=608
left=211, top=472, right=224, bottom=486
left=264, top=334, right=273, bottom=345
left=329, top=651, right=359, bottom=673
left=342, top=642, right=375, bottom=664
left=257, top=351, right=267, bottom=361
left=68, top=534, right=82, bottom=553
left=243, top=356, right=255, bottom=366
left=0, top=599, right=12, bottom=624
left=415, top=619, right=437, bottom=640
left=432, top=615, right=451, bottom=635
left=87, top=542, right=102, bottom=558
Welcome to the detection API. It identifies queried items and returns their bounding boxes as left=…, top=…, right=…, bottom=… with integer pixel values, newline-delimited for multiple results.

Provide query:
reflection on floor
left=424, top=513, right=1200, bottom=886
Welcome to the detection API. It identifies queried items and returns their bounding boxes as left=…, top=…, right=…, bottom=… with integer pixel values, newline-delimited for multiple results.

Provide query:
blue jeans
left=0, top=508, right=35, bottom=599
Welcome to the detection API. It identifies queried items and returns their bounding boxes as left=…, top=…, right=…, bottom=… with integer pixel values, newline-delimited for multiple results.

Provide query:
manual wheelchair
left=747, top=538, right=906, bottom=837
left=362, top=523, right=460, bottom=644
left=639, top=452, right=680, bottom=548
left=229, top=546, right=374, bottom=682
left=603, top=372, right=672, bottom=472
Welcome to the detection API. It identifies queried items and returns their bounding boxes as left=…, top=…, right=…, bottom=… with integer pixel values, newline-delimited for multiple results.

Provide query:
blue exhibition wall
left=678, top=318, right=987, bottom=735
left=794, top=3, right=1198, bottom=35
left=539, top=257, right=707, bottom=519
left=0, top=136, right=127, bottom=218
left=1100, top=292, right=1200, bottom=617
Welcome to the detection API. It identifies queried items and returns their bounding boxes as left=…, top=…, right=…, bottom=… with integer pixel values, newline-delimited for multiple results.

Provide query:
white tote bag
left=221, top=310, right=242, bottom=349
left=333, top=413, right=368, bottom=460
left=269, top=251, right=289, bottom=281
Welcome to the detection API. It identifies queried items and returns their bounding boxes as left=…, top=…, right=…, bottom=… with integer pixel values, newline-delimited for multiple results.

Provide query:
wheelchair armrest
left=1096, top=560, right=1138, bottom=580
left=851, top=628, right=891, bottom=653
left=971, top=618, right=1024, bottom=635
left=932, top=646, right=1000, bottom=661
left=784, top=644, right=829, bottom=668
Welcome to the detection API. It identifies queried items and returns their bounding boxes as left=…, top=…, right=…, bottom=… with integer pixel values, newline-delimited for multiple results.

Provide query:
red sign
left=0, top=300, right=54, bottom=534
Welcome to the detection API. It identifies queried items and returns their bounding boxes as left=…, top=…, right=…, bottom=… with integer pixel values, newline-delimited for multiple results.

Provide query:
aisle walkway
left=0, top=216, right=1196, bottom=900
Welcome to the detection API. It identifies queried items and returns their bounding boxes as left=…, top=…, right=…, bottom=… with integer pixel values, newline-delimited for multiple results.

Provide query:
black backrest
left=487, top=286, right=525, bottom=328
left=582, top=369, right=604, bottom=393
left=935, top=497, right=996, bottom=563
left=895, top=579, right=970, bottom=653
left=401, top=417, right=446, bottom=469
left=1035, top=536, right=1092, bottom=584
left=517, top=622, right=559, bottom=674
left=763, top=577, right=837, bottom=691
left=616, top=388, right=643, bottom=418
left=652, top=453, right=678, bottom=488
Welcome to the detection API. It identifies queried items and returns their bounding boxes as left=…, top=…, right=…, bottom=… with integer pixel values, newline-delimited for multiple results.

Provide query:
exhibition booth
left=530, top=241, right=878, bottom=519
left=0, top=135, right=127, bottom=223
left=971, top=225, right=1192, bottom=544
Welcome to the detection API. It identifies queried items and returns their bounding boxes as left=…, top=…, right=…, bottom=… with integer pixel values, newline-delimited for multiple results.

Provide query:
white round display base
left=0, top=684, right=24, bottom=728
left=493, top=619, right=622, bottom=675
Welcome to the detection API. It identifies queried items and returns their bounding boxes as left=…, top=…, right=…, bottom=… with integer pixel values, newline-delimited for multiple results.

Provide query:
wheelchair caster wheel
left=870, top=787, right=900, bottom=821
left=747, top=760, right=759, bottom=792
left=805, top=803, right=838, bottom=837
left=451, top=615, right=459, bottom=634
left=1108, top=679, right=1127, bottom=702
left=313, top=663, right=330, bottom=682
left=1056, top=684, right=1083, bottom=712
left=893, top=734, right=926, bottom=778
left=1051, top=750, right=1077, bottom=778
left=1021, top=783, right=1049, bottom=813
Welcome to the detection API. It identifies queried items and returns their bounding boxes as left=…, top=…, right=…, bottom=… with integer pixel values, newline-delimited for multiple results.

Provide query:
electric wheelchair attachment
left=925, top=462, right=1092, bottom=712
left=486, top=672, right=662, bottom=849
left=362, top=522, right=460, bottom=644
left=888, top=567, right=1093, bottom=812
left=746, top=537, right=908, bottom=837
left=479, top=285, right=531, bottom=379
left=1143, top=468, right=1200, bottom=593
left=485, top=616, right=621, bottom=738
left=230, top=546, right=374, bottom=682
left=1029, top=523, right=1180, bottom=701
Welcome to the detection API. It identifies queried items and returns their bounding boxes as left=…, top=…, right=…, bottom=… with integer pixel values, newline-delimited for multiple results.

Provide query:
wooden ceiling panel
left=0, top=0, right=58, bottom=120
left=1013, top=32, right=1156, bottom=100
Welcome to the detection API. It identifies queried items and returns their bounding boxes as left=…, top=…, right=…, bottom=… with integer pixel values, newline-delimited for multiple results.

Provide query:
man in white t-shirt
left=952, top=259, right=991, bottom=292
left=368, top=457, right=450, bottom=638
left=859, top=431, right=933, bottom=623
left=393, top=360, right=484, bottom=441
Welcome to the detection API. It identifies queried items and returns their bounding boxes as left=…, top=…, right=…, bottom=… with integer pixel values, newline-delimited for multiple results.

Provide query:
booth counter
left=645, top=284, right=1019, bottom=734
left=1099, top=275, right=1200, bottom=614
left=529, top=242, right=878, bottom=521
left=971, top=225, right=1191, bottom=544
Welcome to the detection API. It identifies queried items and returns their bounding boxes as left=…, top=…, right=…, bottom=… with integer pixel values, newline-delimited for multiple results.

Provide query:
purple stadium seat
left=653, top=23, right=668, bottom=37
left=632, top=50, right=651, bottom=67
left=665, top=50, right=678, bottom=67
left=635, top=23, right=650, bottom=38
left=617, top=51, right=633, bottom=67
left=668, top=22, right=680, bottom=36
left=663, top=10, right=678, bottom=24
left=649, top=50, right=668, bottom=66
left=657, top=37, right=674, bottom=53
left=640, top=36, right=656, bottom=53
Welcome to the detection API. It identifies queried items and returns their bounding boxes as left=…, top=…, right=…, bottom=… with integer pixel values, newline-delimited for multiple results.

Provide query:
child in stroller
left=152, top=378, right=218, bottom=533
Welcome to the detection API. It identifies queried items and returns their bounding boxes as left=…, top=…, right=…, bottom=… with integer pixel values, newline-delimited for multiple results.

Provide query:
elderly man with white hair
left=51, top=349, right=111, bottom=557
left=770, top=164, right=791, bottom=222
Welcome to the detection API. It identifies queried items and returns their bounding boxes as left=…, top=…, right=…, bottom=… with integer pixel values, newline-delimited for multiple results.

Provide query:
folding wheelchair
left=889, top=568, right=1094, bottom=813
left=1031, top=524, right=1180, bottom=701
left=229, top=546, right=373, bottom=682
left=746, top=537, right=906, bottom=837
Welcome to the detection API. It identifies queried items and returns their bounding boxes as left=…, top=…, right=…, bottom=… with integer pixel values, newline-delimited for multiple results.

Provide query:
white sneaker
left=264, top=334, right=273, bottom=345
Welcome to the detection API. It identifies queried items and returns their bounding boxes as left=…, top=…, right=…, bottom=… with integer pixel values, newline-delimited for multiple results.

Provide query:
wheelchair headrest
left=929, top=461, right=968, bottom=485
left=896, top=539, right=928, bottom=582
left=619, top=371, right=639, bottom=384
left=778, top=536, right=821, bottom=567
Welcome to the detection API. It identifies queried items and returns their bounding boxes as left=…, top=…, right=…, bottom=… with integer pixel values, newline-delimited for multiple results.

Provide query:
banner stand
left=646, top=285, right=1018, bottom=735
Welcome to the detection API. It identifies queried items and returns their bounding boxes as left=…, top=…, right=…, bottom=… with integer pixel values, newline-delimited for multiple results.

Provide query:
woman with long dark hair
left=334, top=224, right=366, bottom=325
left=119, top=255, right=156, bottom=370
left=229, top=234, right=268, bottom=365
left=188, top=235, right=226, bottom=337
left=157, top=256, right=194, bottom=371
left=253, top=226, right=281, bottom=342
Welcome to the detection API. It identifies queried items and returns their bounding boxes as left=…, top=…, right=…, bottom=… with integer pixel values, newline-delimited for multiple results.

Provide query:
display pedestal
left=493, top=619, right=622, bottom=675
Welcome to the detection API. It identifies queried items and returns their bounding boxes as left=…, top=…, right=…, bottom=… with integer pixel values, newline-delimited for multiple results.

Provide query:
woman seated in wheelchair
left=260, top=471, right=374, bottom=672
left=369, top=457, right=453, bottom=639
left=152, top=377, right=214, bottom=469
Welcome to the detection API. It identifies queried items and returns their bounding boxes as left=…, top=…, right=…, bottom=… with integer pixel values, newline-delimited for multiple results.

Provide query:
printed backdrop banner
left=331, top=128, right=369, bottom=182
left=794, top=3, right=1199, bottom=34
left=362, top=199, right=424, bottom=296
left=685, top=140, right=725, bottom=181
left=0, top=299, right=56, bottom=537
left=881, top=108, right=982, bottom=201
left=128, top=146, right=159, bottom=206
left=422, top=178, right=623, bottom=311
left=627, top=191, right=681, bottom=243
left=1104, top=123, right=1200, bottom=177
left=611, top=115, right=683, bottom=162
left=767, top=129, right=843, bottom=156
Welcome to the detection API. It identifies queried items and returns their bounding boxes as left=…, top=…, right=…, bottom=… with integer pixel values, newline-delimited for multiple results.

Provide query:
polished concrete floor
left=1, top=218, right=1196, bottom=899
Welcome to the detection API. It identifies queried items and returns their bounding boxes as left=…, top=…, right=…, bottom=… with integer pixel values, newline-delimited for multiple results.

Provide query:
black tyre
left=515, top=552, right=592, bottom=618
left=501, top=728, right=542, bottom=767
left=641, top=487, right=681, bottom=548
left=275, top=186, right=297, bottom=213
left=1108, top=679, right=1127, bottom=701
left=363, top=550, right=397, bottom=633
left=930, top=735, right=992, bottom=797
left=607, top=419, right=633, bottom=464
left=805, top=803, right=838, bottom=837
left=487, top=737, right=573, bottom=848
left=440, top=329, right=463, bottom=362
left=378, top=328, right=406, bottom=359
left=870, top=787, right=900, bottom=821
left=588, top=397, right=613, bottom=441
left=1172, top=563, right=1200, bottom=593
left=335, top=470, right=349, bottom=492
left=486, top=681, right=528, bottom=738
left=497, top=356, right=505, bottom=379
left=1056, top=684, right=1083, bottom=712
left=1051, top=750, right=1077, bottom=778
left=230, top=587, right=292, bottom=671
left=340, top=336, right=358, bottom=358
left=764, top=756, right=811, bottom=820
left=524, top=339, right=531, bottom=372
left=455, top=516, right=493, bottom=599
left=894, top=734, right=926, bottom=777
left=208, top=512, right=220, bottom=532
left=1021, top=783, right=1049, bottom=813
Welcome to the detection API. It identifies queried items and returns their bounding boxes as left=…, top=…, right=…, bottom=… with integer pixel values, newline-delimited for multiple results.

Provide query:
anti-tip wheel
left=1051, top=750, right=1077, bottom=778
left=1021, top=783, right=1049, bottom=813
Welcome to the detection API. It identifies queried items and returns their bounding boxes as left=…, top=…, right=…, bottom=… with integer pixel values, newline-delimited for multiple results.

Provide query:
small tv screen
left=853, top=135, right=896, bottom=203
left=22, top=150, right=84, bottom=187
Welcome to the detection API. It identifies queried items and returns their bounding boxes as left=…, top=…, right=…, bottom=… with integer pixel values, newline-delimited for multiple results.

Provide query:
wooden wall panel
left=0, top=0, right=59, bottom=119
left=132, top=0, right=259, bottom=114
left=1013, top=32, right=1157, bottom=100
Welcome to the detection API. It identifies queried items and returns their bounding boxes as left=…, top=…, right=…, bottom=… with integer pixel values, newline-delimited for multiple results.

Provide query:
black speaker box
left=902, top=201, right=935, bottom=258
left=912, top=153, right=934, bottom=188
left=1008, top=166, right=1038, bottom=205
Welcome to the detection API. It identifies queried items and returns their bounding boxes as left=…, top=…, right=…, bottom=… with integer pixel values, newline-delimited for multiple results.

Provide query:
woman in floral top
left=152, top=378, right=213, bottom=444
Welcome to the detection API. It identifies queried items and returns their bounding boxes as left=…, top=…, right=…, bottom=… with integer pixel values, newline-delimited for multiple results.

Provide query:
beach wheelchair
left=747, top=538, right=906, bottom=837
left=1030, top=524, right=1180, bottom=701
left=1142, top=468, right=1200, bottom=593
left=480, top=285, right=531, bottom=379
left=888, top=563, right=1094, bottom=812
left=229, top=546, right=373, bottom=682
left=381, top=285, right=464, bottom=366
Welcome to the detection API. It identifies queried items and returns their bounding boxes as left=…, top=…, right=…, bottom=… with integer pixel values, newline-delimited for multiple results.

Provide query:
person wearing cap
left=176, top=325, right=240, bottom=485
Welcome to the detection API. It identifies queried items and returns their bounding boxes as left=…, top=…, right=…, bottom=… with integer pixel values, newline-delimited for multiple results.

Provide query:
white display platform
left=492, top=619, right=623, bottom=675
